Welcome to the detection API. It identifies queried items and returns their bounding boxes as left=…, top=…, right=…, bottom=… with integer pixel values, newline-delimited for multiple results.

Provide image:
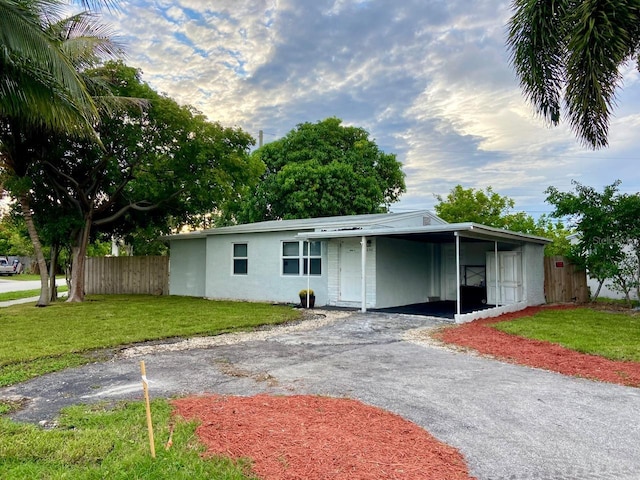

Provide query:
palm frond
left=564, top=0, right=639, bottom=148
left=507, top=0, right=569, bottom=125
left=0, top=0, right=99, bottom=131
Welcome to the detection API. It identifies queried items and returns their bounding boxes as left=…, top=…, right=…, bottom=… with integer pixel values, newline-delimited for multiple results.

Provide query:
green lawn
left=1, top=274, right=41, bottom=281
left=493, top=307, right=640, bottom=362
left=0, top=400, right=258, bottom=479
left=0, top=295, right=300, bottom=387
left=0, top=295, right=299, bottom=479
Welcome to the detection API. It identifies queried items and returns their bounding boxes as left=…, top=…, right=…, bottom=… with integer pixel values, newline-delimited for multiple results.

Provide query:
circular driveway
left=2, top=311, right=639, bottom=479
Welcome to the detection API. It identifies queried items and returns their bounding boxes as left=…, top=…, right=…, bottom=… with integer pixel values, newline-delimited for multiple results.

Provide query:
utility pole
left=259, top=130, right=263, bottom=148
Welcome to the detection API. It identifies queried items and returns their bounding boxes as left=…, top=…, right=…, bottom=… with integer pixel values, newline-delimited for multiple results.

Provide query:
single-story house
left=166, top=210, right=550, bottom=323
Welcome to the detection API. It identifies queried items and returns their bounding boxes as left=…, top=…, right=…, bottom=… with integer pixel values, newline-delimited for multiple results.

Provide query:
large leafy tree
left=545, top=180, right=640, bottom=301
left=28, top=62, right=260, bottom=302
left=507, top=0, right=640, bottom=149
left=230, top=117, right=406, bottom=223
left=434, top=184, right=572, bottom=256
left=1, top=4, right=122, bottom=305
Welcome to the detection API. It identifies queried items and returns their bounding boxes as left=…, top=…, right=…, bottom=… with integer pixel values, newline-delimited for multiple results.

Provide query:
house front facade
left=167, top=211, right=550, bottom=323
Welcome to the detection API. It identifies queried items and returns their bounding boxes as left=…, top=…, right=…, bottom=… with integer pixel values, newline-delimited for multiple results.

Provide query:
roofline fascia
left=296, top=222, right=551, bottom=244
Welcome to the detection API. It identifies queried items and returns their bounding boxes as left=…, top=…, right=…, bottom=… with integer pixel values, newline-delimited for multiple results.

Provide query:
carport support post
left=306, top=241, right=310, bottom=306
left=361, top=236, right=367, bottom=312
left=494, top=241, right=500, bottom=307
left=455, top=232, right=461, bottom=316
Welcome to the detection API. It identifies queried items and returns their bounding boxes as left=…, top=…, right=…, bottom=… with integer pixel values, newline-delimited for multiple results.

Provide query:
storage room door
left=486, top=251, right=523, bottom=305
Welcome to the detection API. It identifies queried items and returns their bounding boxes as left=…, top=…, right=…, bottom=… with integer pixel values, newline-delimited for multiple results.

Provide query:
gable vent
left=423, top=216, right=431, bottom=226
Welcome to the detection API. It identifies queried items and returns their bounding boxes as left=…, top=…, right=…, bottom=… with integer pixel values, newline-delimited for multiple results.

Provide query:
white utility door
left=441, top=244, right=457, bottom=301
left=339, top=239, right=362, bottom=302
left=486, top=251, right=523, bottom=305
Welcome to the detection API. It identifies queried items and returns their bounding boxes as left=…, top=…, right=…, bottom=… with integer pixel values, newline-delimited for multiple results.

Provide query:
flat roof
left=295, top=223, right=551, bottom=245
left=164, top=212, right=550, bottom=245
left=164, top=210, right=444, bottom=240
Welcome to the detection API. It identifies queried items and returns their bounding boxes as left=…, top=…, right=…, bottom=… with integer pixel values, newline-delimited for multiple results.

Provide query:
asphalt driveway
left=2, top=311, right=639, bottom=479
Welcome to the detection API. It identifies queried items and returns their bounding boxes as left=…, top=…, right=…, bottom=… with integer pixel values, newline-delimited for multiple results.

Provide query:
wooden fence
left=544, top=256, right=589, bottom=303
left=85, top=256, right=169, bottom=295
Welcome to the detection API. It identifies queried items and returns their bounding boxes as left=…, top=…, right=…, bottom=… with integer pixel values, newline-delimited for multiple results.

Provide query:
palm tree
left=507, top=0, right=640, bottom=149
left=0, top=0, right=118, bottom=132
left=1, top=2, right=123, bottom=305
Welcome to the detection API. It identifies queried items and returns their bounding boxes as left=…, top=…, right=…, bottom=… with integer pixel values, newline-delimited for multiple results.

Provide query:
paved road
left=0, top=278, right=66, bottom=294
left=2, top=311, right=639, bottom=479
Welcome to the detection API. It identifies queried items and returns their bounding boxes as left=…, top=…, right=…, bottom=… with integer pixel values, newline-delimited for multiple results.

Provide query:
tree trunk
left=19, top=193, right=50, bottom=307
left=592, top=279, right=604, bottom=301
left=49, top=245, right=59, bottom=303
left=66, top=217, right=92, bottom=303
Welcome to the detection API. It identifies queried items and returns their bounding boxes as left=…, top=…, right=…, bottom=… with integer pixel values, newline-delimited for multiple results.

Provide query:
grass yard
left=0, top=400, right=258, bottom=480
left=0, top=295, right=300, bottom=387
left=493, top=307, right=640, bottom=362
left=0, top=286, right=68, bottom=302
left=1, top=274, right=41, bottom=281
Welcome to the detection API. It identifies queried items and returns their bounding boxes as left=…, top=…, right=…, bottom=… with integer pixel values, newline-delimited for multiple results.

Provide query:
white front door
left=339, top=239, right=361, bottom=302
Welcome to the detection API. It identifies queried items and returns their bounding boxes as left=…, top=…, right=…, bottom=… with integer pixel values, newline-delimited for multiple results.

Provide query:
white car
left=0, top=257, right=22, bottom=276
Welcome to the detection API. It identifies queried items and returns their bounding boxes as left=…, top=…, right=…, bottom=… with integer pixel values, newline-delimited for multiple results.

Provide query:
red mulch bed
left=173, top=394, right=475, bottom=480
left=435, top=305, right=640, bottom=387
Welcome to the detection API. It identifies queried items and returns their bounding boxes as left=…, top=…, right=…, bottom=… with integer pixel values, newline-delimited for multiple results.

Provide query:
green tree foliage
left=25, top=61, right=260, bottom=301
left=1, top=3, right=122, bottom=305
left=434, top=185, right=572, bottom=256
left=434, top=185, right=516, bottom=227
left=231, top=118, right=406, bottom=223
left=545, top=180, right=640, bottom=302
left=0, top=0, right=118, bottom=134
left=507, top=0, right=640, bottom=149
left=0, top=213, right=32, bottom=257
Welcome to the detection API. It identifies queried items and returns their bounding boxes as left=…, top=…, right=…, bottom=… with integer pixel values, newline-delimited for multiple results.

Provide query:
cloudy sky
left=103, top=0, right=639, bottom=219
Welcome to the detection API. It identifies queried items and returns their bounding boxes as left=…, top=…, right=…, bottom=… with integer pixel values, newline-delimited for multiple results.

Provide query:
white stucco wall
left=204, top=232, right=329, bottom=305
left=375, top=238, right=434, bottom=308
left=169, top=238, right=206, bottom=297
left=523, top=243, right=546, bottom=305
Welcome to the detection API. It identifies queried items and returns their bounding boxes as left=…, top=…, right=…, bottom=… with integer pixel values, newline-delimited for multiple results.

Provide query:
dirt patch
left=434, top=305, right=640, bottom=387
left=173, top=394, right=475, bottom=480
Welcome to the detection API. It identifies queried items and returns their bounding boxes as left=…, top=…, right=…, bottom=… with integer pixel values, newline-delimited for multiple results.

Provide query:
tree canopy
left=434, top=185, right=572, bottom=256
left=17, top=61, right=260, bottom=302
left=1, top=1, right=123, bottom=305
left=230, top=117, right=406, bottom=223
left=546, top=180, right=640, bottom=302
left=507, top=0, right=640, bottom=149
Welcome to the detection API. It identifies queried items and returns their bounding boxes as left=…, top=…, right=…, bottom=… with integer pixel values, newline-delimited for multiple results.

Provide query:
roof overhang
left=296, top=223, right=551, bottom=245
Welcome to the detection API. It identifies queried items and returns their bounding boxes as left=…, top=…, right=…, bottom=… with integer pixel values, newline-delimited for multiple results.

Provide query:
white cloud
left=103, top=0, right=639, bottom=216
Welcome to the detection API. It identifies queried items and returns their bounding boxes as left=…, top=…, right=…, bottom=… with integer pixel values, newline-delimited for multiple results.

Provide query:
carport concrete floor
left=373, top=300, right=494, bottom=318
left=2, top=311, right=639, bottom=480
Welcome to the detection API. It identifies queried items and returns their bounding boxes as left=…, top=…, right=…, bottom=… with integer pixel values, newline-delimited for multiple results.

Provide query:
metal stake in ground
left=140, top=361, right=156, bottom=458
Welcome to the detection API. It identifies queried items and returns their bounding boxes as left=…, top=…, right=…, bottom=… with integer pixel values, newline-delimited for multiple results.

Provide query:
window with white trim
left=282, top=241, right=321, bottom=275
left=233, top=243, right=248, bottom=275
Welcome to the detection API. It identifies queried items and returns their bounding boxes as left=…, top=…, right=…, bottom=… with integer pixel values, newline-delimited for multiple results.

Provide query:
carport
left=297, top=223, right=549, bottom=323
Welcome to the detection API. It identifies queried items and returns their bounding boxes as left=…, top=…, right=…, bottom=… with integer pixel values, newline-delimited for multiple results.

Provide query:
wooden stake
left=140, top=361, right=156, bottom=458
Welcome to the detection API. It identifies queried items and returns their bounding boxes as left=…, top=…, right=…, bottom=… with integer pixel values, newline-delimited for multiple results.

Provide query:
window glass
left=233, top=243, right=248, bottom=275
left=283, top=242, right=299, bottom=256
left=283, top=258, right=300, bottom=275
left=303, top=241, right=322, bottom=256
left=303, top=258, right=322, bottom=275
left=233, top=243, right=247, bottom=257
left=233, top=259, right=248, bottom=275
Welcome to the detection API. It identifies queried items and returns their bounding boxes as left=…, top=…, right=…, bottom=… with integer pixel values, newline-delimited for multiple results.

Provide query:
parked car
left=0, top=256, right=23, bottom=276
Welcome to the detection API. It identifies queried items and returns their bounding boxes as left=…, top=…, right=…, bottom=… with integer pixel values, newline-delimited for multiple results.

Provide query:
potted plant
left=299, top=289, right=315, bottom=308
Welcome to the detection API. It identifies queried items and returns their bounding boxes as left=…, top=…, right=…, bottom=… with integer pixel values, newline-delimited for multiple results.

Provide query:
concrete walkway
left=2, top=311, right=639, bottom=479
